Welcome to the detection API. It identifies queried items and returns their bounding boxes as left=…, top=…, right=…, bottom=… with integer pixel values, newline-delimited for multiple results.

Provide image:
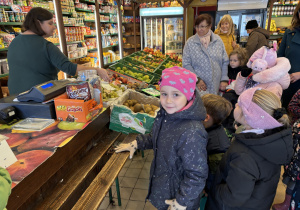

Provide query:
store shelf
left=0, top=48, right=8, bottom=51
left=63, top=24, right=85, bottom=27
left=0, top=73, right=8, bottom=78
left=53, top=40, right=86, bottom=46
left=0, top=6, right=11, bottom=9
left=81, top=0, right=96, bottom=4
left=271, top=15, right=293, bottom=17
left=124, top=47, right=135, bottom=50
left=103, top=44, right=118, bottom=48
left=0, top=22, right=22, bottom=25
left=84, top=20, right=95, bottom=22
left=62, top=12, right=73, bottom=15
left=100, top=12, right=115, bottom=15
left=101, top=21, right=117, bottom=24
left=84, top=35, right=96, bottom=38
left=273, top=3, right=299, bottom=6
left=123, top=6, right=132, bottom=10
left=123, top=34, right=134, bottom=37
left=87, top=48, right=97, bottom=51
left=69, top=55, right=86, bottom=60
left=75, top=8, right=94, bottom=13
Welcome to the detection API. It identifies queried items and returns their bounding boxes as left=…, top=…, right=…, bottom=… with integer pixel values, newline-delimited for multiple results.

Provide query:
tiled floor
left=98, top=149, right=286, bottom=210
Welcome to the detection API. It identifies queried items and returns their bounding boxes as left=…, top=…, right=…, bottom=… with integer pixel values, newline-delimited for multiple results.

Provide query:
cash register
left=0, top=80, right=71, bottom=119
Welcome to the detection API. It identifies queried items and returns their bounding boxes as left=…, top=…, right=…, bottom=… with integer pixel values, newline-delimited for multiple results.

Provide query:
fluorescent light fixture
left=140, top=7, right=184, bottom=16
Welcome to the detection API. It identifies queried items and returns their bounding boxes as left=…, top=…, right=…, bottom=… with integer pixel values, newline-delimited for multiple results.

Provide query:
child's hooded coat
left=136, top=90, right=208, bottom=210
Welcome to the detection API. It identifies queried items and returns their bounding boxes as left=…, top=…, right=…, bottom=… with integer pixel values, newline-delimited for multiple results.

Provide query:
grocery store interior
left=0, top=0, right=299, bottom=209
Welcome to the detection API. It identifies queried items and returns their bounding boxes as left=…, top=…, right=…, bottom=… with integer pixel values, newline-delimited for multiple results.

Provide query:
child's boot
left=272, top=194, right=292, bottom=210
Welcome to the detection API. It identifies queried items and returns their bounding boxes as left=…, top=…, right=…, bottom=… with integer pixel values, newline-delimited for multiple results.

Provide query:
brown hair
left=291, top=3, right=300, bottom=30
left=23, top=7, right=53, bottom=36
left=229, top=48, right=248, bottom=66
left=252, top=89, right=289, bottom=127
left=194, top=14, right=213, bottom=27
left=215, top=14, right=234, bottom=36
left=202, top=94, right=232, bottom=125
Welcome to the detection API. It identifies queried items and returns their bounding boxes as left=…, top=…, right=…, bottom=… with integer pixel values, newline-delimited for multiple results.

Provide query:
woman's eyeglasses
left=196, top=25, right=209, bottom=29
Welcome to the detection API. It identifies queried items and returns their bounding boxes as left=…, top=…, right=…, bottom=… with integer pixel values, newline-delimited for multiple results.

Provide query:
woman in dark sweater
left=8, top=7, right=109, bottom=95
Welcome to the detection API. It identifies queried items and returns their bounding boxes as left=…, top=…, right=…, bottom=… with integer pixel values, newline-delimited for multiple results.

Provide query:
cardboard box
left=54, top=93, right=102, bottom=123
left=109, top=89, right=160, bottom=134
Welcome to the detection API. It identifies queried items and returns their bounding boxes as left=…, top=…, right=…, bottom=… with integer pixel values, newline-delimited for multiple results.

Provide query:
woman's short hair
left=194, top=14, right=213, bottom=27
left=291, top=3, right=300, bottom=30
left=23, top=7, right=53, bottom=36
left=216, top=14, right=234, bottom=35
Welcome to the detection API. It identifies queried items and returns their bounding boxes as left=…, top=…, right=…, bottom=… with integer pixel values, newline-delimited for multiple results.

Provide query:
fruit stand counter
left=4, top=108, right=123, bottom=209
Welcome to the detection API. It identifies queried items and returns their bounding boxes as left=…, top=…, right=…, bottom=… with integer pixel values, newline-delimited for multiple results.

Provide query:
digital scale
left=16, top=80, right=71, bottom=102
left=0, top=80, right=72, bottom=120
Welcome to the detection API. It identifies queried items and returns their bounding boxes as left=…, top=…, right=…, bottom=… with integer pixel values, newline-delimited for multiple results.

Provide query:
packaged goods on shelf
left=0, top=59, right=9, bottom=74
left=0, top=32, right=15, bottom=48
left=85, top=37, right=97, bottom=49
left=99, top=5, right=117, bottom=14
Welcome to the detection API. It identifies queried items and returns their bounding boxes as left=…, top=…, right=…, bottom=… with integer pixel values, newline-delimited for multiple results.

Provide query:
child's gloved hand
left=241, top=67, right=252, bottom=77
left=114, top=140, right=137, bottom=159
left=165, top=199, right=187, bottom=210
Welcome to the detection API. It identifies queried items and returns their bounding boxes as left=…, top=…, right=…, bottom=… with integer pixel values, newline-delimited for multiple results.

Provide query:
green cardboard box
left=109, top=89, right=160, bottom=134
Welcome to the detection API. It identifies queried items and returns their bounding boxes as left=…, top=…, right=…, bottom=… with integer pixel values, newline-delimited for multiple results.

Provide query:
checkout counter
left=0, top=80, right=130, bottom=209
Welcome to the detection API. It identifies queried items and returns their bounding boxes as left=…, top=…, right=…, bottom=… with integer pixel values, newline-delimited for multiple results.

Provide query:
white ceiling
left=218, top=0, right=268, bottom=11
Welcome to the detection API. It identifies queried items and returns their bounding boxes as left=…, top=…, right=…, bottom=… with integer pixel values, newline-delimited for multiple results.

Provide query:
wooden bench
left=72, top=133, right=137, bottom=209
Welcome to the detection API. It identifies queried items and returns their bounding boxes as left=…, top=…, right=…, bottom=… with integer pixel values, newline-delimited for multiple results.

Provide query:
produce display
left=122, top=99, right=159, bottom=116
left=113, top=66, right=152, bottom=83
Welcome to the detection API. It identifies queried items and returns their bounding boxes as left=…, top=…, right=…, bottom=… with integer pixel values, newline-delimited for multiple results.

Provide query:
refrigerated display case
left=164, top=18, right=183, bottom=55
left=140, top=7, right=184, bottom=56
left=215, top=9, right=267, bottom=44
left=144, top=18, right=163, bottom=51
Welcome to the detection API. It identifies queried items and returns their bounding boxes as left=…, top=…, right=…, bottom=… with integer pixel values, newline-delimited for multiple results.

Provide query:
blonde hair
left=252, top=89, right=289, bottom=127
left=229, top=48, right=248, bottom=66
left=202, top=94, right=232, bottom=125
left=216, top=14, right=235, bottom=36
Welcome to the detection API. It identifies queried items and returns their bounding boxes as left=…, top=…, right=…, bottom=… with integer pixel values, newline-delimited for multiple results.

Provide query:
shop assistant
left=7, top=7, right=110, bottom=95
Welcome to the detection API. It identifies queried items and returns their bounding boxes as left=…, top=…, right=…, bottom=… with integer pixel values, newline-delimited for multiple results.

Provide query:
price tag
left=0, top=137, right=17, bottom=169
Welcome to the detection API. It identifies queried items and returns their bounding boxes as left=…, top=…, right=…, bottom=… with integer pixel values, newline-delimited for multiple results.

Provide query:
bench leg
left=141, top=150, right=144, bottom=158
left=115, top=177, right=122, bottom=206
left=108, top=188, right=113, bottom=203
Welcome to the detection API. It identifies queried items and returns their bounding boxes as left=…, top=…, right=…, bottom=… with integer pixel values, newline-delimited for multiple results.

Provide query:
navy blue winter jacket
left=136, top=90, right=208, bottom=210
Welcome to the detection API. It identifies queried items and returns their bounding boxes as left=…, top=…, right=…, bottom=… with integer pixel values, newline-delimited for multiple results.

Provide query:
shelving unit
left=122, top=3, right=140, bottom=56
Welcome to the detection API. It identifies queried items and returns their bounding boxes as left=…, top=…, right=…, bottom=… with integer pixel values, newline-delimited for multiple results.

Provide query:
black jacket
left=206, top=125, right=230, bottom=193
left=136, top=90, right=208, bottom=210
left=228, top=65, right=242, bottom=81
left=206, top=126, right=293, bottom=210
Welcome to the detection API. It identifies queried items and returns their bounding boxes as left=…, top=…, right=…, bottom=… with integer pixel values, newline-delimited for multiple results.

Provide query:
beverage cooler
left=140, top=7, right=184, bottom=56
left=215, top=0, right=268, bottom=44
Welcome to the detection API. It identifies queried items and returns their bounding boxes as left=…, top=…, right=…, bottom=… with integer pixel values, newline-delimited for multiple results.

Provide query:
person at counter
left=277, top=3, right=300, bottom=109
left=0, top=167, right=12, bottom=210
left=7, top=7, right=110, bottom=95
left=182, top=14, right=229, bottom=96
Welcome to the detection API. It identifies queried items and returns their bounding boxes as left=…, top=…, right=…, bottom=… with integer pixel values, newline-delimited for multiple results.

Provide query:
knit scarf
left=198, top=30, right=211, bottom=49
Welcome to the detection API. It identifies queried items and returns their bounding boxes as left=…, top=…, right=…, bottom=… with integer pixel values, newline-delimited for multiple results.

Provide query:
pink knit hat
left=159, top=66, right=197, bottom=101
left=247, top=46, right=277, bottom=69
left=238, top=87, right=282, bottom=130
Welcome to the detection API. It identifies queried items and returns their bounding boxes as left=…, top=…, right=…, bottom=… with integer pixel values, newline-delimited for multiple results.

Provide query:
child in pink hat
left=206, top=87, right=293, bottom=210
left=116, top=66, right=208, bottom=210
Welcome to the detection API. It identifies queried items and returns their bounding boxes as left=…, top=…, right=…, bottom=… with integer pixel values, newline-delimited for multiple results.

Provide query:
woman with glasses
left=183, top=14, right=229, bottom=95
left=277, top=3, right=300, bottom=110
